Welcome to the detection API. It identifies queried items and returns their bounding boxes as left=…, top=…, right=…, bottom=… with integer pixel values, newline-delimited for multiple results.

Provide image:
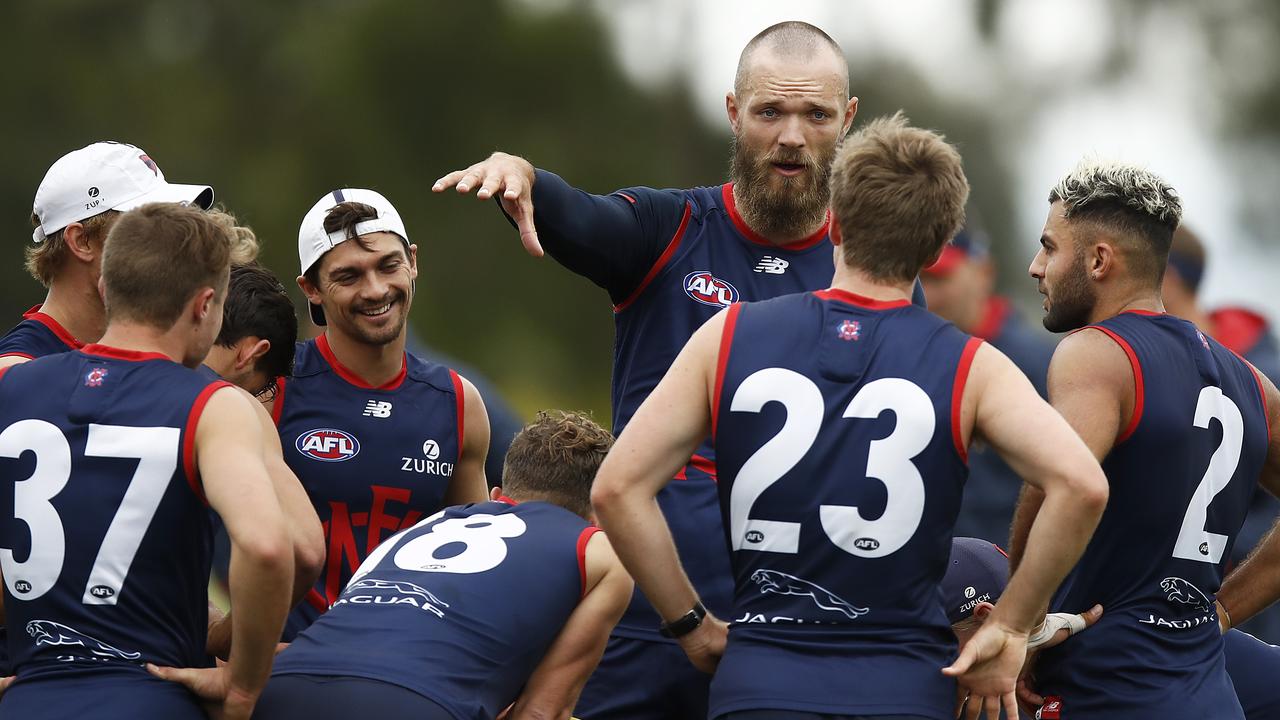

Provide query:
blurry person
left=0, top=141, right=213, bottom=367
left=435, top=21, right=925, bottom=719
left=0, top=203, right=290, bottom=719
left=256, top=411, right=632, bottom=720
left=921, top=229, right=1055, bottom=543
left=275, top=189, right=490, bottom=640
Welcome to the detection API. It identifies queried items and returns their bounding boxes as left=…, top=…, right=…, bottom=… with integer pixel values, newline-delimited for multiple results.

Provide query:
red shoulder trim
left=673, top=453, right=718, bottom=482
left=577, top=526, right=601, bottom=599
left=450, top=369, right=465, bottom=461
left=495, top=494, right=518, bottom=506
left=711, top=303, right=743, bottom=441
left=951, top=337, right=983, bottom=462
left=305, top=588, right=327, bottom=613
left=613, top=201, right=693, bottom=314
left=184, top=380, right=235, bottom=507
left=270, top=376, right=286, bottom=425
left=316, top=334, right=406, bottom=390
left=1086, top=326, right=1144, bottom=444
left=23, top=305, right=83, bottom=350
left=814, top=288, right=912, bottom=311
left=81, top=344, right=172, bottom=363
left=723, top=184, right=828, bottom=250
left=0, top=353, right=35, bottom=361
left=1121, top=309, right=1165, bottom=317
left=0, top=366, right=11, bottom=383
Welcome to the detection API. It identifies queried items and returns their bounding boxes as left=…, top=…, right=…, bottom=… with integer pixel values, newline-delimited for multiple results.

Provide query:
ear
left=297, top=274, right=323, bottom=306
left=829, top=215, right=843, bottom=247
left=488, top=486, right=503, bottom=502
left=63, top=223, right=98, bottom=263
left=407, top=244, right=419, bottom=280
left=1091, top=240, right=1117, bottom=281
left=235, top=337, right=270, bottom=372
left=97, top=276, right=108, bottom=305
left=841, top=96, right=859, bottom=136
left=726, top=92, right=741, bottom=135
left=972, top=601, right=996, bottom=620
left=193, top=287, right=216, bottom=322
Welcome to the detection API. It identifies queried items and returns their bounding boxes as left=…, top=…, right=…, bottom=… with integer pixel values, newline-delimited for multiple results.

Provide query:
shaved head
left=734, top=21, right=849, bottom=99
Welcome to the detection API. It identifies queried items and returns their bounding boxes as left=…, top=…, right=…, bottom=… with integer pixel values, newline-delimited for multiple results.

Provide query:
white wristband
left=1027, top=612, right=1087, bottom=650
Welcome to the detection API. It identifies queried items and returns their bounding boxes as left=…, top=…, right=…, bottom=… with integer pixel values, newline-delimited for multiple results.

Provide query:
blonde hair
left=25, top=211, right=120, bottom=286
left=205, top=206, right=260, bottom=265
left=829, top=112, right=969, bottom=282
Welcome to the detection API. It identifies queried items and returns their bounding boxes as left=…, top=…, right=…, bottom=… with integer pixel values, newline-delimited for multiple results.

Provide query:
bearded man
left=435, top=21, right=923, bottom=720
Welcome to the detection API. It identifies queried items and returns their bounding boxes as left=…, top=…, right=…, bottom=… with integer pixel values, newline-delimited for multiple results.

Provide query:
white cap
left=298, top=188, right=410, bottom=326
left=32, top=141, right=214, bottom=243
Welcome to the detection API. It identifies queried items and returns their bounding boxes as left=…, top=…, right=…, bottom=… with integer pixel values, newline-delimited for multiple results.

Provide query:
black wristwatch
left=659, top=600, right=707, bottom=638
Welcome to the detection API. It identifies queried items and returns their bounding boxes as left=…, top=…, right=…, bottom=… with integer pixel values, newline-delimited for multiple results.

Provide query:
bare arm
left=507, top=533, right=633, bottom=719
left=1216, top=366, right=1280, bottom=629
left=591, top=311, right=727, bottom=671
left=254, top=397, right=324, bottom=606
left=444, top=375, right=490, bottom=505
left=1008, top=329, right=1128, bottom=568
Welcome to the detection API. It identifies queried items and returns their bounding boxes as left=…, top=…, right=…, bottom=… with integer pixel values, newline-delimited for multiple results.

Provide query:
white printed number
left=730, top=370, right=933, bottom=559
left=393, top=514, right=527, bottom=574
left=0, top=421, right=179, bottom=604
left=1172, top=387, right=1244, bottom=564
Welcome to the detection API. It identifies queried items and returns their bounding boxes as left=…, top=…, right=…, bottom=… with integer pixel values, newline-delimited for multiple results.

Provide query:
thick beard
left=729, top=134, right=834, bottom=241
left=1042, top=250, right=1098, bottom=333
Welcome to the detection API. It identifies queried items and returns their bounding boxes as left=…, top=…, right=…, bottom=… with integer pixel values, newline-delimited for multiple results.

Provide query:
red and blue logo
left=683, top=271, right=738, bottom=308
left=837, top=319, right=861, bottom=341
left=296, top=428, right=360, bottom=462
left=84, top=367, right=108, bottom=387
left=138, top=154, right=160, bottom=177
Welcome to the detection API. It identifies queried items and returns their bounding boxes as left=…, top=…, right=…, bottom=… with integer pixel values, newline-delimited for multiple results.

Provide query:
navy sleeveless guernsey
left=611, top=184, right=841, bottom=637
left=1036, top=311, right=1268, bottom=720
left=0, top=305, right=83, bottom=361
left=0, top=345, right=228, bottom=682
left=272, top=498, right=596, bottom=719
left=275, top=334, right=464, bottom=638
left=708, top=289, right=981, bottom=719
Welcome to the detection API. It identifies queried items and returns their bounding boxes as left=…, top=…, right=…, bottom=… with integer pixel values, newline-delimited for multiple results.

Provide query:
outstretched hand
left=942, top=619, right=1025, bottom=720
left=433, top=152, right=542, bottom=257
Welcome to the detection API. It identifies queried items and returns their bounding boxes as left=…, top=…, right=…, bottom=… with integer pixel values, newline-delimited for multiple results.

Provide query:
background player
left=1012, top=160, right=1280, bottom=718
left=275, top=188, right=490, bottom=639
left=253, top=410, right=632, bottom=719
left=0, top=141, right=213, bottom=367
left=592, top=114, right=1108, bottom=720
left=434, top=21, right=925, bottom=719
left=0, top=203, right=292, bottom=719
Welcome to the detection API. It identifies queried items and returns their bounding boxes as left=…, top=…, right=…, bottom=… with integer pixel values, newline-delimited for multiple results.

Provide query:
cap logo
left=965, top=586, right=976, bottom=599
left=138, top=154, right=159, bottom=177
left=87, top=187, right=99, bottom=198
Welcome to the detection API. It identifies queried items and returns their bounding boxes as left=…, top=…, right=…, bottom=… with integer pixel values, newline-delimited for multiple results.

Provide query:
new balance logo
left=363, top=400, right=393, bottom=418
left=754, top=256, right=789, bottom=274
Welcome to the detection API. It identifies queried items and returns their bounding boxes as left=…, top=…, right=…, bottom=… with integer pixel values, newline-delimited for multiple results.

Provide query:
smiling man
left=433, top=22, right=927, bottom=719
left=272, top=188, right=490, bottom=640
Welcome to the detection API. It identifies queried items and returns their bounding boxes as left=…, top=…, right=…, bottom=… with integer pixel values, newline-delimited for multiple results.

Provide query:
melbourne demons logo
left=837, top=320, right=861, bottom=341
left=296, top=428, right=361, bottom=462
left=84, top=367, right=108, bottom=387
left=683, top=271, right=738, bottom=308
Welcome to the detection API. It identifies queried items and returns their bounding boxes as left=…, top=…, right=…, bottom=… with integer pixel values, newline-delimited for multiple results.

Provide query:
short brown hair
left=303, top=201, right=381, bottom=287
left=829, top=112, right=969, bottom=282
left=502, top=410, right=614, bottom=519
left=25, top=210, right=120, bottom=286
left=102, top=203, right=232, bottom=329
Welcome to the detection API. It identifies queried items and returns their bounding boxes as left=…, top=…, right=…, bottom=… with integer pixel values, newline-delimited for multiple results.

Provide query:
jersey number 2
left=1172, top=386, right=1245, bottom=564
left=0, top=420, right=179, bottom=604
left=729, top=369, right=933, bottom=559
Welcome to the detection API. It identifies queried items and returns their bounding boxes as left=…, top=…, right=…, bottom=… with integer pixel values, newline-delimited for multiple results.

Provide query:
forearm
left=274, top=479, right=323, bottom=606
left=594, top=492, right=698, bottom=622
left=1007, top=484, right=1045, bottom=571
left=225, top=536, right=292, bottom=697
left=1219, top=519, right=1280, bottom=627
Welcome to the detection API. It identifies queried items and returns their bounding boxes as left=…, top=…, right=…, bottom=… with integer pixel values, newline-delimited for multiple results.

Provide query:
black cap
left=940, top=537, right=1009, bottom=625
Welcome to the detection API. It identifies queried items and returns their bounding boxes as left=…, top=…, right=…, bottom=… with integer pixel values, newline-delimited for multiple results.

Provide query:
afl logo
left=297, top=429, right=360, bottom=462
left=683, top=271, right=739, bottom=308
left=853, top=537, right=879, bottom=551
left=745, top=530, right=765, bottom=544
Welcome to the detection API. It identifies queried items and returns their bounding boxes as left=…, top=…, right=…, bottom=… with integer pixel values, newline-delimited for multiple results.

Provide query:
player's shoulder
left=403, top=351, right=461, bottom=394
left=290, top=338, right=326, bottom=378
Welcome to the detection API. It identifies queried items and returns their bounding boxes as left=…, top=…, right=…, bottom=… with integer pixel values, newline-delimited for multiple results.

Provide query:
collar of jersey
left=316, top=333, right=407, bottom=391
left=721, top=184, right=830, bottom=251
left=23, top=304, right=83, bottom=350
left=81, top=344, right=174, bottom=363
left=814, top=287, right=912, bottom=310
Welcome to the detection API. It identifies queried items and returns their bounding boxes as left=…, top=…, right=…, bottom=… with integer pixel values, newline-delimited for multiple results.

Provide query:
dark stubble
left=1042, top=247, right=1099, bottom=333
left=729, top=134, right=836, bottom=241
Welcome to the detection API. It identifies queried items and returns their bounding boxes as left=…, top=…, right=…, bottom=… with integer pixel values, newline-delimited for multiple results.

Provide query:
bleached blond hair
left=206, top=207, right=260, bottom=265
left=1048, top=160, right=1182, bottom=285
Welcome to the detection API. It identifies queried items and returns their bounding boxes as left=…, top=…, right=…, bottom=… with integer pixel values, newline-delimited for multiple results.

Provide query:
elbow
left=238, top=528, right=294, bottom=579
left=1070, top=468, right=1110, bottom=517
left=294, top=526, right=326, bottom=588
left=590, top=474, right=624, bottom=521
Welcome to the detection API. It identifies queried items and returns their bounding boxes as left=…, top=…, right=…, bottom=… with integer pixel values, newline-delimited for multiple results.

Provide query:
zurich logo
left=297, top=428, right=361, bottom=462
left=683, top=271, right=739, bottom=308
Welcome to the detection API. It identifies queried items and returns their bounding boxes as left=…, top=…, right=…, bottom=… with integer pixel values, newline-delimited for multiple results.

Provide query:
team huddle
left=1, top=18, right=1279, bottom=720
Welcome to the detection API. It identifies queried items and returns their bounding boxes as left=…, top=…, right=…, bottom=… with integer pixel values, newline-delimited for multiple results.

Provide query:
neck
left=1164, top=297, right=1212, bottom=333
left=323, top=329, right=406, bottom=387
left=731, top=186, right=827, bottom=246
left=829, top=262, right=914, bottom=303
left=40, top=276, right=106, bottom=345
left=1088, top=284, right=1165, bottom=325
left=95, top=322, right=185, bottom=364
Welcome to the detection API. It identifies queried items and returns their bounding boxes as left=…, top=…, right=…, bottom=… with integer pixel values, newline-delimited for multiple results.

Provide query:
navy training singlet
left=0, top=305, right=83, bottom=361
left=611, top=184, right=841, bottom=638
left=0, top=344, right=228, bottom=683
left=272, top=498, right=596, bottom=718
left=708, top=289, right=981, bottom=719
left=1036, top=311, right=1268, bottom=719
left=275, top=334, right=463, bottom=638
